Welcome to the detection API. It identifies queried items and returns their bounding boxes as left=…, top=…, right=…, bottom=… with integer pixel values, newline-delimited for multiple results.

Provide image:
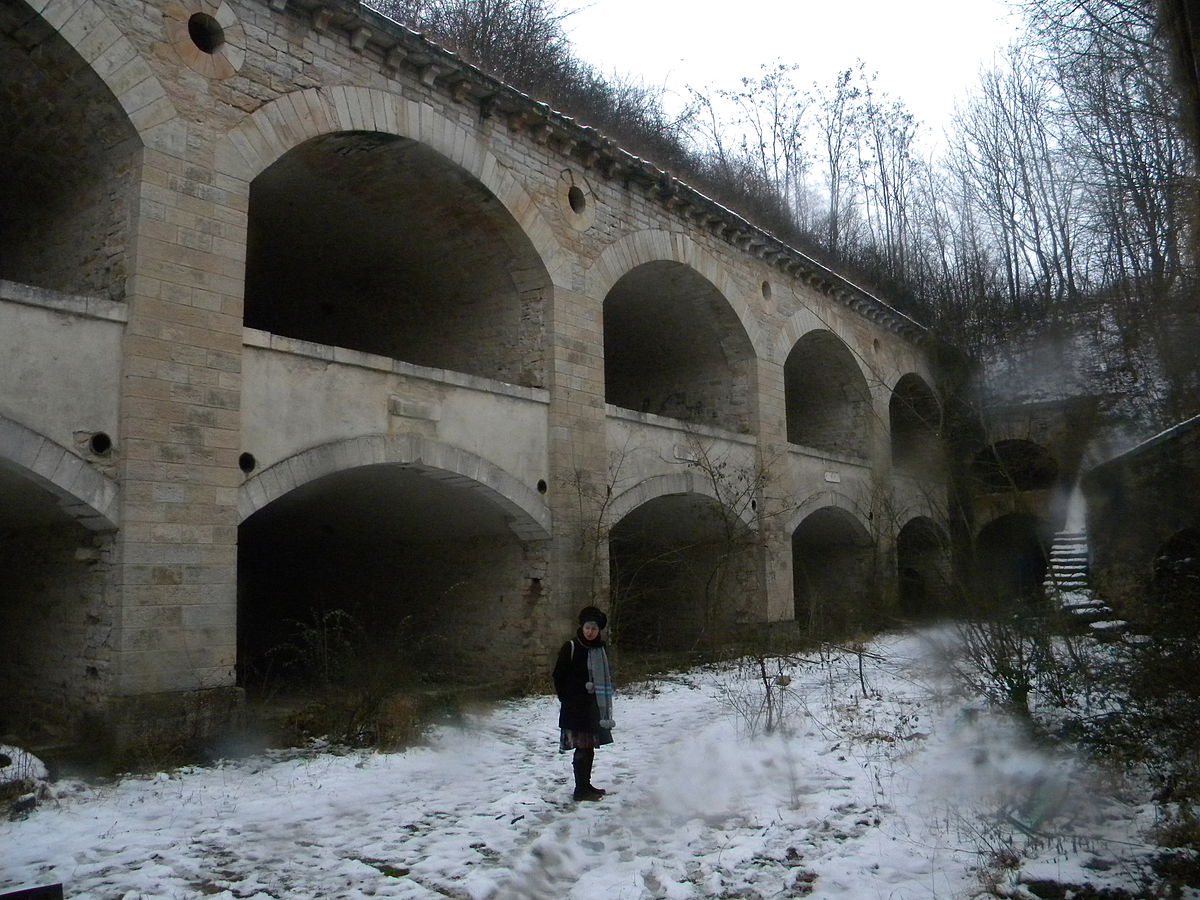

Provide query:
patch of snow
left=0, top=745, right=48, bottom=785
left=0, top=631, right=1163, bottom=899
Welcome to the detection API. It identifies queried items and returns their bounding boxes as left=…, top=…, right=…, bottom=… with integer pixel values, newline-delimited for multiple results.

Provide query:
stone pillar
left=753, top=355, right=795, bottom=624
left=107, top=145, right=245, bottom=746
left=541, top=277, right=609, bottom=655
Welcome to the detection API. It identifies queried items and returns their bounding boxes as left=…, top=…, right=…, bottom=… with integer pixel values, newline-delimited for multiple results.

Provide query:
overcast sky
left=566, top=0, right=1021, bottom=133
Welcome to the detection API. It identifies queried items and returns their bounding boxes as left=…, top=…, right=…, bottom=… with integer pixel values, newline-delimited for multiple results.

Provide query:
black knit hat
left=578, top=606, right=608, bottom=629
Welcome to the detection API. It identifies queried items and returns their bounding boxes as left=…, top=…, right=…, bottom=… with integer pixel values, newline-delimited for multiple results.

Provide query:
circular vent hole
left=188, top=12, right=225, bottom=53
left=89, top=432, right=112, bottom=455
left=761, top=281, right=772, bottom=301
left=567, top=185, right=587, bottom=214
left=536, top=478, right=548, bottom=494
left=239, top=452, right=257, bottom=473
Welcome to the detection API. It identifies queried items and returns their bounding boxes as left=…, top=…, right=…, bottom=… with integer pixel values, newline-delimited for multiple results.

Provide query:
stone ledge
left=243, top=328, right=550, bottom=404
left=605, top=404, right=758, bottom=445
left=786, top=443, right=872, bottom=470
left=0, top=279, right=128, bottom=323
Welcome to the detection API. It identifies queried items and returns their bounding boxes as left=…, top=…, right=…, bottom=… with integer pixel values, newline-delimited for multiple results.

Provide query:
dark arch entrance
left=603, top=261, right=756, bottom=433
left=971, top=440, right=1059, bottom=493
left=1, top=0, right=139, bottom=299
left=890, top=374, right=942, bottom=476
left=784, top=331, right=872, bottom=457
left=896, top=517, right=951, bottom=618
left=792, top=507, right=877, bottom=637
left=245, top=131, right=549, bottom=387
left=608, top=492, right=756, bottom=651
left=0, top=458, right=113, bottom=743
left=1151, top=527, right=1200, bottom=626
left=975, top=513, right=1051, bottom=602
left=237, top=464, right=545, bottom=702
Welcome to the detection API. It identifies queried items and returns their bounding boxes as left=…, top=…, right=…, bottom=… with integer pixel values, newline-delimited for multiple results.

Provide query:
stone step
left=1089, top=619, right=1128, bottom=639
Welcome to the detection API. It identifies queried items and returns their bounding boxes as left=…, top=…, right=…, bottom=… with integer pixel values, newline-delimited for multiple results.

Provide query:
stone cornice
left=261, top=0, right=928, bottom=342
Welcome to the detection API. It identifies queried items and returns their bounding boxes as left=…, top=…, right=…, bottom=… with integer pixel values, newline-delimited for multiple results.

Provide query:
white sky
left=566, top=0, right=1021, bottom=132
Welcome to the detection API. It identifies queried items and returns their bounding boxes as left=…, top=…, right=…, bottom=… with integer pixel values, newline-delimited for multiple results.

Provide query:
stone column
left=107, top=144, right=246, bottom=746
left=752, top=355, right=795, bottom=624
left=541, top=275, right=609, bottom=657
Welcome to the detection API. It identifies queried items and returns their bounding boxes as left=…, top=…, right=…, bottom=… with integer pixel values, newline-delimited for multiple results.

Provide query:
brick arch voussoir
left=589, top=230, right=766, bottom=360
left=607, top=472, right=757, bottom=532
left=213, top=86, right=560, bottom=267
left=775, top=318, right=870, bottom=386
left=787, top=490, right=874, bottom=542
left=238, top=434, right=551, bottom=541
left=33, top=0, right=176, bottom=141
left=0, top=414, right=119, bottom=530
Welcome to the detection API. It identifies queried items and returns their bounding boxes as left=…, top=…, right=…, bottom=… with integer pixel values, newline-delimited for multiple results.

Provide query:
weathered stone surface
left=1, top=0, right=946, bottom=749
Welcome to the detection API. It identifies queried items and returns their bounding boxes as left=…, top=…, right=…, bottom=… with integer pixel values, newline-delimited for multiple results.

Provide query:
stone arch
left=0, top=414, right=118, bottom=530
left=783, top=329, right=873, bottom=457
left=587, top=229, right=766, bottom=358
left=786, top=489, right=874, bottom=539
left=773, top=308, right=867, bottom=369
left=890, top=373, right=942, bottom=475
left=213, top=86, right=559, bottom=269
left=3, top=0, right=161, bottom=298
left=971, top=439, right=1059, bottom=493
left=238, top=434, right=550, bottom=541
left=607, top=480, right=758, bottom=651
left=19, top=0, right=175, bottom=138
left=896, top=515, right=952, bottom=618
left=791, top=501, right=878, bottom=635
left=975, top=511, right=1051, bottom=601
left=607, top=472, right=758, bottom=533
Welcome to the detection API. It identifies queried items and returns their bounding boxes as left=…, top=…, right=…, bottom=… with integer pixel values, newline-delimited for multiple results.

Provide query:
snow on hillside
left=0, top=631, right=1167, bottom=899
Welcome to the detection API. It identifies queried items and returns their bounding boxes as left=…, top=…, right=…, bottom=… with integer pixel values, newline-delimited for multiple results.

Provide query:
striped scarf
left=587, top=644, right=614, bottom=726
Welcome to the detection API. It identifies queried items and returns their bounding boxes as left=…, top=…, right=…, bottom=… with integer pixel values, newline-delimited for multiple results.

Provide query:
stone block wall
left=0, top=522, right=115, bottom=741
left=1084, top=416, right=1200, bottom=605
left=0, top=0, right=950, bottom=749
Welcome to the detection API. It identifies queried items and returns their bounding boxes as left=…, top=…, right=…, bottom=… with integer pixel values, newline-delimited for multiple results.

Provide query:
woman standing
left=552, top=606, right=614, bottom=802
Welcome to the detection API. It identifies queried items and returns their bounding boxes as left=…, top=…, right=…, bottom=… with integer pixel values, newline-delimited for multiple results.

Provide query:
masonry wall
left=0, top=0, right=949, bottom=749
left=0, top=521, right=115, bottom=741
left=1084, top=418, right=1200, bottom=604
left=0, top=0, right=138, bottom=300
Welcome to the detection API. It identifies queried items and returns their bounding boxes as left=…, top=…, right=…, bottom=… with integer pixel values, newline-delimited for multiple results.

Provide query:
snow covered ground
left=0, top=631, right=1169, bottom=899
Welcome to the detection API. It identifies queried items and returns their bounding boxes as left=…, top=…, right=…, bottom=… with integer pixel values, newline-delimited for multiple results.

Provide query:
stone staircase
left=1043, top=530, right=1123, bottom=634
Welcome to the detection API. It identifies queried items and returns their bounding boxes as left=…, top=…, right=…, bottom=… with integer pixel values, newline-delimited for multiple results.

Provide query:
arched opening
left=1150, top=527, right=1200, bottom=628
left=975, top=513, right=1050, bottom=603
left=603, top=261, right=756, bottom=432
left=608, top=492, right=756, bottom=651
left=896, top=517, right=952, bottom=618
left=784, top=331, right=872, bottom=457
left=0, top=459, right=113, bottom=744
left=890, top=374, right=942, bottom=476
left=792, top=507, right=877, bottom=636
left=0, top=3, right=139, bottom=299
left=245, top=131, right=549, bottom=387
left=971, top=440, right=1059, bottom=493
left=237, top=464, right=545, bottom=707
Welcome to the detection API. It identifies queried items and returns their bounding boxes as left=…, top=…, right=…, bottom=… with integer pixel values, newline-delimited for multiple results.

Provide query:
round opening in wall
left=567, top=185, right=587, bottom=214
left=751, top=498, right=758, bottom=511
left=239, top=452, right=257, bottom=473
left=188, top=12, right=225, bottom=53
left=761, top=281, right=772, bottom=301
left=537, top=478, right=548, bottom=494
left=89, top=432, right=113, bottom=455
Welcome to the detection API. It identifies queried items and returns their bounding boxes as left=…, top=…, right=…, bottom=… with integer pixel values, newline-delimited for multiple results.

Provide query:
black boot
left=572, top=749, right=602, bottom=801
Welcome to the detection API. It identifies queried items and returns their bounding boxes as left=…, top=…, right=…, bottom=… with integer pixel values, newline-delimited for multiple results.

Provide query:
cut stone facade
left=0, top=0, right=949, bottom=748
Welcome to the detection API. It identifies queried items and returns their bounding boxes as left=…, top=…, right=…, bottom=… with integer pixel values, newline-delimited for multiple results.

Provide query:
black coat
left=553, top=637, right=602, bottom=733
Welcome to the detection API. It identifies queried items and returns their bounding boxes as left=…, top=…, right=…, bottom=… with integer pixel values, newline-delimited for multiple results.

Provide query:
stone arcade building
left=0, top=0, right=950, bottom=748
